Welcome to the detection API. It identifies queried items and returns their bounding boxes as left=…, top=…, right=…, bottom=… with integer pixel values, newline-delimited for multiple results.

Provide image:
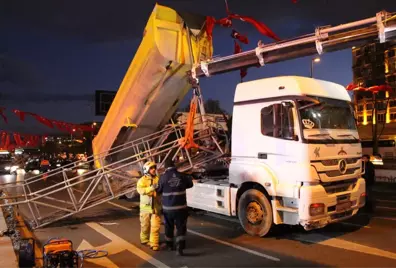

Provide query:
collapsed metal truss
left=0, top=119, right=228, bottom=229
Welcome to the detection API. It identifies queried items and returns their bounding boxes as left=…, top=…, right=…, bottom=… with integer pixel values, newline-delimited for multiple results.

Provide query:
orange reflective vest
left=40, top=160, right=50, bottom=166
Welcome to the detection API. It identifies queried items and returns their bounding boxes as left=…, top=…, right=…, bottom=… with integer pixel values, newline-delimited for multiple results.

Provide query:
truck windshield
left=298, top=96, right=358, bottom=143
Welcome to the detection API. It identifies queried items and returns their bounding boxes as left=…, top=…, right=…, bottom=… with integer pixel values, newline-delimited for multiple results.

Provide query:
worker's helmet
left=143, top=161, right=156, bottom=175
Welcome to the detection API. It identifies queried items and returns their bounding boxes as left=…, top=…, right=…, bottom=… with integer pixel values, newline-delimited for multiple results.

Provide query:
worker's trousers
left=140, top=212, right=161, bottom=247
left=163, top=209, right=188, bottom=250
left=365, top=185, right=375, bottom=212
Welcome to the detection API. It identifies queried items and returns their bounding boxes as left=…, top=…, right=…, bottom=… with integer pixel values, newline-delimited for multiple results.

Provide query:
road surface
left=1, top=173, right=396, bottom=267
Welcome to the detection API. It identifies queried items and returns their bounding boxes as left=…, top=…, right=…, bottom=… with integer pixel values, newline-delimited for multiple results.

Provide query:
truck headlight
left=310, top=203, right=325, bottom=216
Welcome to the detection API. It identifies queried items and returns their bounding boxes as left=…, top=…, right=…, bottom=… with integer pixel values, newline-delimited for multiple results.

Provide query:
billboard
left=95, top=90, right=116, bottom=116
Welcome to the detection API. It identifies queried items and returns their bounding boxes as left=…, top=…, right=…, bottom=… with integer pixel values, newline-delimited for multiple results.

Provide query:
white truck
left=89, top=5, right=394, bottom=237
left=4, top=5, right=394, bottom=232
left=187, top=75, right=365, bottom=236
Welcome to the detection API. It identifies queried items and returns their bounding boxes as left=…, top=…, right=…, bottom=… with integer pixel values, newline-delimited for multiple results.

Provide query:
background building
left=352, top=41, right=396, bottom=158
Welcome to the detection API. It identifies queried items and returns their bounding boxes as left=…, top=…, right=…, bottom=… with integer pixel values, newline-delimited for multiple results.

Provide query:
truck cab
left=187, top=76, right=366, bottom=236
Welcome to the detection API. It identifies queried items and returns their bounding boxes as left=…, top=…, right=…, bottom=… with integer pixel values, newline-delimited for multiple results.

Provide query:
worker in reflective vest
left=157, top=158, right=193, bottom=256
left=40, top=158, right=50, bottom=172
left=136, top=161, right=162, bottom=251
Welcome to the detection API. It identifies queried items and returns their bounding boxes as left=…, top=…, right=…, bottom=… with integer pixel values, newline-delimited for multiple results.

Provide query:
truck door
left=258, top=101, right=305, bottom=197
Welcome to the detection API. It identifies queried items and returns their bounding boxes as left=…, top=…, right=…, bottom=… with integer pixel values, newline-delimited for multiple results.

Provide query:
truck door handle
left=258, top=153, right=267, bottom=159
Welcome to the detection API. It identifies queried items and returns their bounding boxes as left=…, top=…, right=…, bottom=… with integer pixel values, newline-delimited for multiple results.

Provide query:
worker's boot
left=141, top=240, right=150, bottom=247
left=176, top=246, right=183, bottom=256
left=151, top=245, right=160, bottom=251
left=176, top=241, right=185, bottom=256
left=165, top=241, right=174, bottom=251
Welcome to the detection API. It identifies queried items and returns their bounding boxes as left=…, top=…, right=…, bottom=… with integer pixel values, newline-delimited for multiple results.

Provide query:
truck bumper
left=298, top=178, right=366, bottom=231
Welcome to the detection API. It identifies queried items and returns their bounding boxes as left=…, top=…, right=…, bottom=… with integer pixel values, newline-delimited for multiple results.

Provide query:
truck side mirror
left=361, top=160, right=366, bottom=175
left=273, top=102, right=298, bottom=141
left=273, top=104, right=282, bottom=138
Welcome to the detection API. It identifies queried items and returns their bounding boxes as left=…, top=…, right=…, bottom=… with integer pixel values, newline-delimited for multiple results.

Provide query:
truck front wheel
left=238, top=189, right=273, bottom=237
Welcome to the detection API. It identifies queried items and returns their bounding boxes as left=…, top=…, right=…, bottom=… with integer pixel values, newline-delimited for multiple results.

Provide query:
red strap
left=0, top=107, right=8, bottom=123
left=179, top=95, right=199, bottom=149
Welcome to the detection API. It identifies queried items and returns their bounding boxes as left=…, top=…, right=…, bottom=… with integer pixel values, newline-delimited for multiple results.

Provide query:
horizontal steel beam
left=193, top=11, right=396, bottom=78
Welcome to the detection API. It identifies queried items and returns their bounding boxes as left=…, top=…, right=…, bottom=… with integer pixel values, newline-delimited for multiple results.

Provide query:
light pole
left=70, top=129, right=76, bottom=147
left=310, top=57, right=321, bottom=78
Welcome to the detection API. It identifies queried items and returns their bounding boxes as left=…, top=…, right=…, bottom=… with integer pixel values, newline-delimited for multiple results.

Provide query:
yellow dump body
left=92, top=4, right=213, bottom=168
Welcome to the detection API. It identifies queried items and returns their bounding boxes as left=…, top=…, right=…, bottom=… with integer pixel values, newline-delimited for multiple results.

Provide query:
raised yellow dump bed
left=92, top=4, right=213, bottom=167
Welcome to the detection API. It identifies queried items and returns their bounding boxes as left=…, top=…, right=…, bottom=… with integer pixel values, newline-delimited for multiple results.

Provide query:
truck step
left=276, top=206, right=298, bottom=213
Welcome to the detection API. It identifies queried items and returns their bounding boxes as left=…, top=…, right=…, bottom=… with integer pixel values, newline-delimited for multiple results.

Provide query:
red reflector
left=310, top=203, right=324, bottom=208
left=360, top=192, right=366, bottom=197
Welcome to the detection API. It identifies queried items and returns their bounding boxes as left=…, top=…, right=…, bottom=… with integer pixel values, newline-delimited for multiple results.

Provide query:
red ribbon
left=13, top=110, right=26, bottom=122
left=0, top=132, right=7, bottom=149
left=234, top=40, right=242, bottom=54
left=13, top=133, right=23, bottom=147
left=228, top=13, right=280, bottom=41
left=0, top=107, right=8, bottom=124
left=2, top=134, right=10, bottom=150
left=217, top=17, right=233, bottom=28
left=9, top=109, right=94, bottom=133
left=233, top=41, right=248, bottom=80
left=205, top=16, right=217, bottom=40
left=0, top=131, right=43, bottom=150
left=231, top=29, right=249, bottom=44
left=224, top=0, right=280, bottom=41
left=31, top=113, right=54, bottom=128
left=346, top=83, right=392, bottom=93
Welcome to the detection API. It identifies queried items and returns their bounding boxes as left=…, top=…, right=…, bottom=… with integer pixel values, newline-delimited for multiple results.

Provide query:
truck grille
left=321, top=178, right=357, bottom=194
left=322, top=167, right=360, bottom=177
left=320, top=157, right=360, bottom=166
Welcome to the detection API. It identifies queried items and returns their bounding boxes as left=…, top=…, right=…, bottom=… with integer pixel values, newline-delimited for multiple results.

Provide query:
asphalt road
left=2, top=173, right=396, bottom=267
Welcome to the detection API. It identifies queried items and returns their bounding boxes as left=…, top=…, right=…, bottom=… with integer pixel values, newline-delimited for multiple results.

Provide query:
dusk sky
left=1, top=0, right=395, bottom=134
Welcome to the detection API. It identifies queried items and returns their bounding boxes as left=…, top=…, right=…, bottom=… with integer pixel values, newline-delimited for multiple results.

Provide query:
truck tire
left=238, top=189, right=273, bottom=237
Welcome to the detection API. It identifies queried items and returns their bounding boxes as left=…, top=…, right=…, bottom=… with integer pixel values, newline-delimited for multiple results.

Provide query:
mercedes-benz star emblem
left=338, top=159, right=347, bottom=174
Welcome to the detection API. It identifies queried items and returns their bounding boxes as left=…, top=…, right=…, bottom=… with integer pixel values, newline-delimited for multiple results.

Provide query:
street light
left=310, top=57, right=320, bottom=78
left=70, top=129, right=76, bottom=147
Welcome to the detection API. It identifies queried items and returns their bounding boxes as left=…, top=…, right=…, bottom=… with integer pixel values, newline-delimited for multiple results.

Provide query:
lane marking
left=187, top=229, right=280, bottom=262
left=359, top=213, right=396, bottom=222
left=373, top=189, right=396, bottom=194
left=376, top=206, right=396, bottom=211
left=376, top=199, right=396, bottom=203
left=339, top=222, right=371, bottom=228
left=293, top=233, right=396, bottom=260
left=374, top=216, right=396, bottom=221
left=86, top=222, right=169, bottom=268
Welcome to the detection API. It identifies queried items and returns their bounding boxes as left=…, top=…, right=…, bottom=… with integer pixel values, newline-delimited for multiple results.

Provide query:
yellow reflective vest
left=137, top=174, right=162, bottom=214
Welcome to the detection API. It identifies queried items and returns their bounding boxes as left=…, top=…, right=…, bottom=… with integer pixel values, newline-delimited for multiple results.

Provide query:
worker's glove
left=149, top=184, right=158, bottom=192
